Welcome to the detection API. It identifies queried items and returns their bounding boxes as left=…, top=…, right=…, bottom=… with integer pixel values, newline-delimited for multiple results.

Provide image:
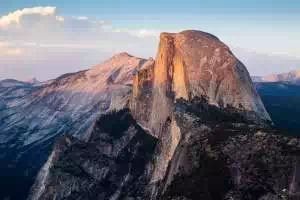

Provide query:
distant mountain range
left=252, top=70, right=300, bottom=84
left=252, top=71, right=300, bottom=135
left=25, top=77, right=41, bottom=85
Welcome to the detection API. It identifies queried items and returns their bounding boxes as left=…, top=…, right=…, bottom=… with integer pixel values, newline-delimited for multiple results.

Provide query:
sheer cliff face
left=161, top=99, right=300, bottom=200
left=132, top=30, right=271, bottom=136
left=30, top=30, right=300, bottom=200
left=28, top=110, right=158, bottom=200
left=130, top=30, right=271, bottom=188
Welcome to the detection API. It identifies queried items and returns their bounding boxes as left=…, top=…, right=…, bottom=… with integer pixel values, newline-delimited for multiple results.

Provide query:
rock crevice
left=29, top=30, right=287, bottom=200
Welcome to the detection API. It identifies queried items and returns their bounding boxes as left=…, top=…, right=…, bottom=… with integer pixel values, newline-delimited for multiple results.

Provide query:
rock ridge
left=28, top=30, right=284, bottom=200
left=130, top=30, right=272, bottom=198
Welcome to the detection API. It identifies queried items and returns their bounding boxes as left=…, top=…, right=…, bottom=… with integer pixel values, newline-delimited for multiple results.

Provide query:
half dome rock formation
left=130, top=30, right=272, bottom=190
left=28, top=30, right=300, bottom=200
left=131, top=30, right=271, bottom=136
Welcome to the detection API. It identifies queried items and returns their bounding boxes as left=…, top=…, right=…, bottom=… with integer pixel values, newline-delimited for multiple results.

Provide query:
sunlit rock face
left=0, top=53, right=153, bottom=200
left=130, top=30, right=272, bottom=194
left=132, top=30, right=271, bottom=137
left=28, top=31, right=300, bottom=200
left=29, top=30, right=300, bottom=200
left=0, top=52, right=151, bottom=147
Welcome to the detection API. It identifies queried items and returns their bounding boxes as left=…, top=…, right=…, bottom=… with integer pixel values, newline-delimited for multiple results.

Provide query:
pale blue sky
left=1, top=0, right=300, bottom=15
left=0, top=0, right=300, bottom=80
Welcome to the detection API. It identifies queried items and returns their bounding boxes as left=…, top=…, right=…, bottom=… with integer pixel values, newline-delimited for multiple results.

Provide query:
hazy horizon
left=1, top=0, right=300, bottom=81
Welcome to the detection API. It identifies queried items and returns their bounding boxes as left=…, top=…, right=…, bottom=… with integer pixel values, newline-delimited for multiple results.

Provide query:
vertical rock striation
left=130, top=30, right=272, bottom=197
left=30, top=30, right=300, bottom=200
left=132, top=31, right=271, bottom=125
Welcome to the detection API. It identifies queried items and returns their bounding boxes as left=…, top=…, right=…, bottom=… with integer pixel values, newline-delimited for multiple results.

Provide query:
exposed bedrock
left=130, top=30, right=272, bottom=197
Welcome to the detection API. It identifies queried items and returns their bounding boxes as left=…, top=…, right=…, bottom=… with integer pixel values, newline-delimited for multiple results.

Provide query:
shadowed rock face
left=160, top=98, right=300, bottom=200
left=29, top=30, right=300, bottom=200
left=28, top=109, right=158, bottom=200
left=29, top=99, right=300, bottom=200
left=0, top=53, right=154, bottom=200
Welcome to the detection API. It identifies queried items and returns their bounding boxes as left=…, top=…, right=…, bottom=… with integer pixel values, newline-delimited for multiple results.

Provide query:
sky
left=0, top=0, right=300, bottom=80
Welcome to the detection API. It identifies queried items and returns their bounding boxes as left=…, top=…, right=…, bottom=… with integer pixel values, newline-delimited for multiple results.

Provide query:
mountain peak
left=160, top=30, right=220, bottom=41
left=130, top=29, right=271, bottom=189
left=132, top=30, right=270, bottom=131
left=112, top=52, right=133, bottom=59
left=179, top=30, right=220, bottom=41
left=87, top=52, right=148, bottom=84
left=30, top=30, right=300, bottom=200
left=254, top=70, right=300, bottom=84
left=26, top=77, right=40, bottom=84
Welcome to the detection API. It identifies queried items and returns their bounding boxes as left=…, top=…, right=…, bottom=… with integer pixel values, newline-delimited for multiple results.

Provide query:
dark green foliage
left=163, top=153, right=232, bottom=200
left=176, top=97, right=253, bottom=125
left=94, top=108, right=137, bottom=139
left=161, top=96, right=297, bottom=200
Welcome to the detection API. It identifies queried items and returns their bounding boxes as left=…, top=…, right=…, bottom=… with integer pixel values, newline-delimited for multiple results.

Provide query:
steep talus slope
left=161, top=98, right=300, bottom=200
left=30, top=99, right=300, bottom=200
left=28, top=109, right=158, bottom=200
left=29, top=30, right=300, bottom=200
left=0, top=53, right=153, bottom=200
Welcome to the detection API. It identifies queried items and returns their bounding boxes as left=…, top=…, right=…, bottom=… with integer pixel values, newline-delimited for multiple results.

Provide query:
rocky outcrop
left=160, top=98, right=300, bottom=200
left=130, top=30, right=272, bottom=196
left=29, top=98, right=300, bottom=200
left=131, top=31, right=270, bottom=128
left=29, top=30, right=300, bottom=200
left=0, top=53, right=153, bottom=200
left=28, top=109, right=158, bottom=200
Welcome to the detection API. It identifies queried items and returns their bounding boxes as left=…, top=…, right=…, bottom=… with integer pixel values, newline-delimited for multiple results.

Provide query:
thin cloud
left=74, top=16, right=89, bottom=21
left=0, top=41, right=23, bottom=56
left=55, top=16, right=64, bottom=22
left=114, top=28, right=160, bottom=38
left=0, top=6, right=157, bottom=53
left=0, top=6, right=158, bottom=80
left=0, top=47, right=24, bottom=56
left=0, top=6, right=57, bottom=28
left=0, top=41, right=10, bottom=47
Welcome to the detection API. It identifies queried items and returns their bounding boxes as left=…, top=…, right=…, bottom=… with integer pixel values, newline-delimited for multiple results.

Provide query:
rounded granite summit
left=133, top=30, right=271, bottom=126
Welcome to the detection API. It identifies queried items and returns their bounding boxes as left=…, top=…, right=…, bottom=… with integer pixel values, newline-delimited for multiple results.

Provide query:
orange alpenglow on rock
left=131, top=30, right=271, bottom=136
left=28, top=30, right=284, bottom=200
left=130, top=30, right=272, bottom=187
